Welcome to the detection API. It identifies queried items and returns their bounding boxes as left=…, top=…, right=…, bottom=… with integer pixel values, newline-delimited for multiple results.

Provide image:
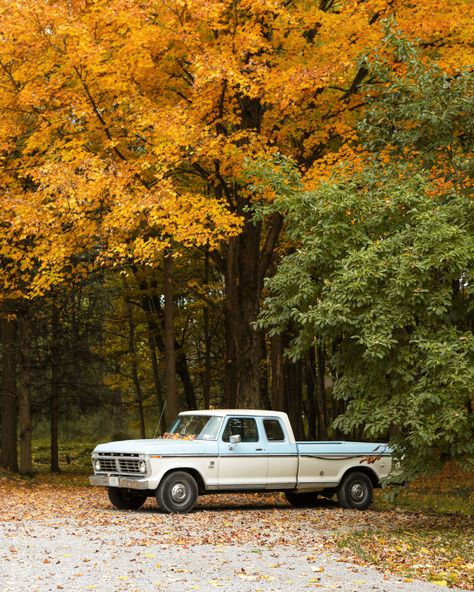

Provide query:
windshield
left=165, top=415, right=223, bottom=440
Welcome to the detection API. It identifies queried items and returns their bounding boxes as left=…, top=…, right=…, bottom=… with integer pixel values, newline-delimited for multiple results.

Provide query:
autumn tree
left=256, top=34, right=474, bottom=476
left=0, top=0, right=472, bottom=441
left=138, top=0, right=471, bottom=408
left=0, top=0, right=241, bottom=463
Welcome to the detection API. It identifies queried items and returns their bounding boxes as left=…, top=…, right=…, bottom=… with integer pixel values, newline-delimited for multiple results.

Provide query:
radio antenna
left=153, top=402, right=167, bottom=439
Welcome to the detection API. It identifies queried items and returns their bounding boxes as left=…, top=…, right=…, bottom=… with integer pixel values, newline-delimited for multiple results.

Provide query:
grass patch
left=32, top=438, right=94, bottom=469
left=0, top=439, right=94, bottom=487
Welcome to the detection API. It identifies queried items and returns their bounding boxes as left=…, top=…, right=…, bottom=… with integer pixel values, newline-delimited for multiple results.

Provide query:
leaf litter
left=0, top=477, right=472, bottom=589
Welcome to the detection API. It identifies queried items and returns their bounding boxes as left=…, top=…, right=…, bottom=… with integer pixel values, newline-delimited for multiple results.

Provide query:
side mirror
left=229, top=434, right=241, bottom=445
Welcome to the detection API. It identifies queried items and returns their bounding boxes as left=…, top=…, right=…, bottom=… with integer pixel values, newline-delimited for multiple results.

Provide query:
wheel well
left=342, top=466, right=380, bottom=488
left=160, top=468, right=206, bottom=493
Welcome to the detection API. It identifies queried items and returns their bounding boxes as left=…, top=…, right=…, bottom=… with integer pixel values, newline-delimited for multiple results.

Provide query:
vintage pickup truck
left=90, top=409, right=392, bottom=513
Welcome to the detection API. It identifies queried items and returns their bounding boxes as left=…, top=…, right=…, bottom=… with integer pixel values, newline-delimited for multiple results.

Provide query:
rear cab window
left=263, top=419, right=285, bottom=442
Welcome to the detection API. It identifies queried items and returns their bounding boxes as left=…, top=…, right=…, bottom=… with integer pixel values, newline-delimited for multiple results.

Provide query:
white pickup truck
left=90, top=409, right=392, bottom=513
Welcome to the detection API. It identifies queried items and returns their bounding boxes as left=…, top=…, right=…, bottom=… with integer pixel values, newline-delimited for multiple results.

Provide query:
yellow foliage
left=0, top=0, right=471, bottom=300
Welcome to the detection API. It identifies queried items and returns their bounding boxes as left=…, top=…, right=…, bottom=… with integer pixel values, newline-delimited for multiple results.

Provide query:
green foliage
left=255, top=33, right=474, bottom=478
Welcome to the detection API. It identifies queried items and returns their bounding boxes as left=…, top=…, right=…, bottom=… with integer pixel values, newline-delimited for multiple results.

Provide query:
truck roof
left=179, top=409, right=289, bottom=419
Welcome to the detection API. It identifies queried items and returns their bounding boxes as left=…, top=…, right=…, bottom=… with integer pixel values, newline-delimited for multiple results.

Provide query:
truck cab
left=90, top=409, right=392, bottom=513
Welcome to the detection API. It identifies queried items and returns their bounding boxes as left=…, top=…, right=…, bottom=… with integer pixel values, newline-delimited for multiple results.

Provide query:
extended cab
left=90, top=409, right=392, bottom=513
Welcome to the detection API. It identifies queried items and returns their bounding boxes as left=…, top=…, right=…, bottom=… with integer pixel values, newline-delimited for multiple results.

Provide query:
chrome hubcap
left=350, top=483, right=365, bottom=501
left=171, top=482, right=187, bottom=503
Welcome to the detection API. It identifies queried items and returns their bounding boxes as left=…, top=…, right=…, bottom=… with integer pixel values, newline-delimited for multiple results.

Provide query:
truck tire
left=156, top=471, right=198, bottom=513
left=107, top=487, right=147, bottom=510
left=285, top=491, right=321, bottom=508
left=337, top=471, right=373, bottom=510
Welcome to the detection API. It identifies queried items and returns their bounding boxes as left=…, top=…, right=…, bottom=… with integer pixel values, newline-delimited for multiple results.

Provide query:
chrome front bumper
left=89, top=475, right=150, bottom=490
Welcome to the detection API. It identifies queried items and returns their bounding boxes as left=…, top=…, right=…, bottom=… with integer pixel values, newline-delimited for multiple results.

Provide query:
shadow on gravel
left=130, top=497, right=341, bottom=514
left=196, top=499, right=340, bottom=512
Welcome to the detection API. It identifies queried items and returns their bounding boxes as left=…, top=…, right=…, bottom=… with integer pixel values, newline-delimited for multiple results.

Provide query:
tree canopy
left=0, top=1, right=473, bottom=476
left=255, top=33, right=474, bottom=477
left=0, top=0, right=470, bottom=299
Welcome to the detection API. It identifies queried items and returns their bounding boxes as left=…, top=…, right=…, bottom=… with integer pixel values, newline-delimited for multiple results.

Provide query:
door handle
left=255, top=448, right=264, bottom=451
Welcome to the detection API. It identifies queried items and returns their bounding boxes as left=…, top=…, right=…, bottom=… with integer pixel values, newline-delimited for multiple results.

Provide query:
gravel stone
left=0, top=519, right=464, bottom=592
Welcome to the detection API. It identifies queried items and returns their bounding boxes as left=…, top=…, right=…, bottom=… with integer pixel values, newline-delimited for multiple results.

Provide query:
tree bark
left=70, top=291, right=81, bottom=403
left=122, top=277, right=146, bottom=439
left=221, top=207, right=284, bottom=408
left=260, top=334, right=271, bottom=410
left=210, top=90, right=283, bottom=409
left=285, top=355, right=304, bottom=440
left=271, top=334, right=285, bottom=411
left=18, top=309, right=32, bottom=475
left=305, top=350, right=318, bottom=440
left=315, top=339, right=328, bottom=439
left=133, top=270, right=197, bottom=412
left=270, top=331, right=305, bottom=438
left=50, top=301, right=60, bottom=472
left=163, top=249, right=178, bottom=427
left=145, top=314, right=166, bottom=434
left=202, top=251, right=211, bottom=410
left=223, top=220, right=265, bottom=408
left=0, top=312, right=18, bottom=472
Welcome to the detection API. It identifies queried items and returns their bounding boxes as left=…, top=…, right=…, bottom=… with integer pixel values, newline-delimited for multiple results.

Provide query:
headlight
left=94, top=460, right=101, bottom=471
left=138, top=460, right=147, bottom=474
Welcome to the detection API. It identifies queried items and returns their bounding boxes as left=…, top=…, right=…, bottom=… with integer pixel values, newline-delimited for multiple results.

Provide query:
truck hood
left=93, top=438, right=209, bottom=456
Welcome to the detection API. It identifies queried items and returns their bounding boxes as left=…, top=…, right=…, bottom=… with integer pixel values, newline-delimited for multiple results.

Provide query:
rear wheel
left=107, top=487, right=147, bottom=510
left=156, top=471, right=198, bottom=513
left=337, top=471, right=373, bottom=510
left=285, top=491, right=322, bottom=508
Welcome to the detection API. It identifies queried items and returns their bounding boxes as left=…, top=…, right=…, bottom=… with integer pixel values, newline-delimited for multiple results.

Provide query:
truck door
left=217, top=417, right=268, bottom=488
left=262, top=418, right=298, bottom=488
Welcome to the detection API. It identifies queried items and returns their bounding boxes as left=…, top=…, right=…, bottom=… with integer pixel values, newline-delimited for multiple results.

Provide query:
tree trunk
left=221, top=207, right=283, bottom=409
left=133, top=270, right=197, bottom=411
left=163, top=249, right=178, bottom=427
left=70, top=291, right=81, bottom=403
left=271, top=334, right=285, bottom=411
left=122, top=277, right=146, bottom=439
left=305, top=350, right=317, bottom=440
left=202, top=251, right=211, bottom=409
left=260, top=335, right=271, bottom=410
left=50, top=301, right=60, bottom=472
left=145, top=314, right=166, bottom=434
left=223, top=221, right=264, bottom=408
left=0, top=312, right=18, bottom=472
left=315, top=339, right=328, bottom=439
left=285, top=355, right=304, bottom=440
left=18, top=310, right=32, bottom=475
left=212, top=89, right=283, bottom=408
left=270, top=331, right=304, bottom=438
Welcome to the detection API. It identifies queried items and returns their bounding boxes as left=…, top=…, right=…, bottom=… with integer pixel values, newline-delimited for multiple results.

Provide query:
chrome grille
left=94, top=454, right=143, bottom=475
left=98, top=458, right=117, bottom=472
left=118, top=459, right=141, bottom=474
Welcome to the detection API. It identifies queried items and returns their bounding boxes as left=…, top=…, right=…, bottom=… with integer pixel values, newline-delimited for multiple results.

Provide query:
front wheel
left=337, top=471, right=373, bottom=510
left=156, top=471, right=198, bottom=513
left=107, top=487, right=147, bottom=510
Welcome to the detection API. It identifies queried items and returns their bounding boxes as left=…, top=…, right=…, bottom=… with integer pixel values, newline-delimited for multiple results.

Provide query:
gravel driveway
left=0, top=514, right=464, bottom=592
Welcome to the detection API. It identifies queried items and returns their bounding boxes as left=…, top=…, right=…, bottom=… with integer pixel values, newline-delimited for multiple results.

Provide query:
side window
left=263, top=419, right=285, bottom=442
left=222, top=418, right=259, bottom=443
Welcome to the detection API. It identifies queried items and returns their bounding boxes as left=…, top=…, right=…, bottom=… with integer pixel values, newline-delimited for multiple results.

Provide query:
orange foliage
left=0, top=0, right=471, bottom=300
